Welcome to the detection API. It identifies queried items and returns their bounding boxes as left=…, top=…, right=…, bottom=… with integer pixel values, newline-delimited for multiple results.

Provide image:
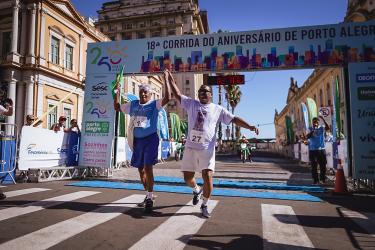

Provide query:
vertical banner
left=348, top=62, right=375, bottom=179
left=79, top=74, right=116, bottom=168
left=301, top=102, right=309, bottom=131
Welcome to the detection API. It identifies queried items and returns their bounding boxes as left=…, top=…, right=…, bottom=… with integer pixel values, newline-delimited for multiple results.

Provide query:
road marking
left=0, top=194, right=144, bottom=250
left=129, top=200, right=219, bottom=250
left=262, top=204, right=314, bottom=249
left=4, top=188, right=51, bottom=198
left=0, top=191, right=100, bottom=222
left=0, top=186, right=5, bottom=188
left=340, top=208, right=375, bottom=237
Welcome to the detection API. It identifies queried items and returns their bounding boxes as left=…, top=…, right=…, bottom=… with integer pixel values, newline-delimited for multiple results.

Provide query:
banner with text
left=18, top=127, right=68, bottom=170
left=78, top=74, right=115, bottom=168
left=349, top=62, right=375, bottom=179
left=86, top=21, right=375, bottom=75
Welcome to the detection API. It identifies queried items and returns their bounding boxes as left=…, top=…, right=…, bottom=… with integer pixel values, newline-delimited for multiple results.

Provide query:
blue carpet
left=153, top=176, right=325, bottom=193
left=67, top=181, right=322, bottom=202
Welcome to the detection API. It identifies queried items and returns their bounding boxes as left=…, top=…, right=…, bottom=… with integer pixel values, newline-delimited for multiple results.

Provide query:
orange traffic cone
left=334, top=159, right=348, bottom=194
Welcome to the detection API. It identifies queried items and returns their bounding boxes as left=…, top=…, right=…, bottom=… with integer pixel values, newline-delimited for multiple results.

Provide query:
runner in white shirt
left=165, top=70, right=259, bottom=218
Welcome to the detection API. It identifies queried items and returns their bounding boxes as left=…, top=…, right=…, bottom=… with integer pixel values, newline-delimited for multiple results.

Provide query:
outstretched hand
left=252, top=126, right=259, bottom=135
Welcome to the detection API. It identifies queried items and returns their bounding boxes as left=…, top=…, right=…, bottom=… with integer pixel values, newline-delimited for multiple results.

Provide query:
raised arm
left=232, top=116, right=259, bottom=135
left=165, top=70, right=181, bottom=103
left=319, top=116, right=330, bottom=131
left=161, top=70, right=171, bottom=106
left=2, top=98, right=13, bottom=116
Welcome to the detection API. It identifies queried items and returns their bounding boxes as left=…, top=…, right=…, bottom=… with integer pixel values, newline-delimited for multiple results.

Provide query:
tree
left=225, top=85, right=242, bottom=140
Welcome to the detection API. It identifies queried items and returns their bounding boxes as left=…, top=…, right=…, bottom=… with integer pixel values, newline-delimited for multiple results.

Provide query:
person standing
left=165, top=70, right=259, bottom=218
left=51, top=116, right=69, bottom=132
left=306, top=116, right=330, bottom=184
left=0, top=98, right=13, bottom=200
left=113, top=71, right=170, bottom=213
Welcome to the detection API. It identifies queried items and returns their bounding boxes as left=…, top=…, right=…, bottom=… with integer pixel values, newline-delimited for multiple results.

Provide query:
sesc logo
left=92, top=82, right=108, bottom=92
left=356, top=73, right=375, bottom=83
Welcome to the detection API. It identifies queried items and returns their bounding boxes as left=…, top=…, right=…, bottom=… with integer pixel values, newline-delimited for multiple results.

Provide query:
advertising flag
left=301, top=102, right=309, bottom=131
left=306, top=97, right=318, bottom=125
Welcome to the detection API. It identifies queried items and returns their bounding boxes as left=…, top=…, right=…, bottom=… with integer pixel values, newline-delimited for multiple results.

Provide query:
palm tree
left=225, top=85, right=242, bottom=140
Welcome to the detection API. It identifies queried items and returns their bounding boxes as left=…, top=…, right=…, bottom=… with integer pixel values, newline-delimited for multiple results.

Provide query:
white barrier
left=115, top=137, right=126, bottom=168
left=18, top=126, right=68, bottom=171
left=292, top=140, right=349, bottom=176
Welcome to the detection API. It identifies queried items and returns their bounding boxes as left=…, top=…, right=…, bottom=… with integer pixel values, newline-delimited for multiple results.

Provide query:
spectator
left=0, top=98, right=13, bottom=200
left=50, top=116, right=69, bottom=132
left=68, top=119, right=80, bottom=134
left=25, top=114, right=42, bottom=127
left=306, top=116, right=330, bottom=184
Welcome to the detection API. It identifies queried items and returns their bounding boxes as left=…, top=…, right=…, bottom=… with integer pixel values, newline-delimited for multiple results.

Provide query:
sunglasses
left=198, top=89, right=211, bottom=93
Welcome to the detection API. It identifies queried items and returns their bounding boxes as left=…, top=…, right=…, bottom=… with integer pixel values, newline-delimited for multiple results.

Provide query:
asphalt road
left=1, top=154, right=374, bottom=250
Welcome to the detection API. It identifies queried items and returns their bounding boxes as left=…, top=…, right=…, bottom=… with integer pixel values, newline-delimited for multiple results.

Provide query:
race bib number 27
left=190, top=130, right=204, bottom=144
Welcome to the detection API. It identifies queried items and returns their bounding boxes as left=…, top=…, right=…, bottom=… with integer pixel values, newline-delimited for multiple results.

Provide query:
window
left=122, top=33, right=132, bottom=40
left=151, top=31, right=161, bottom=37
left=137, top=32, right=146, bottom=39
left=51, top=36, right=60, bottom=64
left=64, top=107, right=71, bottom=126
left=47, top=104, right=57, bottom=129
left=185, top=79, right=190, bottom=85
left=123, top=23, right=132, bottom=30
left=319, top=89, right=323, bottom=107
left=138, top=22, right=145, bottom=28
left=326, top=83, right=331, bottom=106
left=167, top=17, right=175, bottom=24
left=167, top=29, right=176, bottom=36
left=109, top=24, right=116, bottom=31
left=65, top=44, right=73, bottom=70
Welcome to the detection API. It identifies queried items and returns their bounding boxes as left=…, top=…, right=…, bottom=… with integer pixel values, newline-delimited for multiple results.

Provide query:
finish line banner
left=86, top=21, right=375, bottom=75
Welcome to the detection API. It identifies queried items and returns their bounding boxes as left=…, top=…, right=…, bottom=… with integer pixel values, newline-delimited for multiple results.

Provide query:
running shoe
left=144, top=198, right=154, bottom=213
left=192, top=189, right=203, bottom=205
left=200, top=204, right=211, bottom=218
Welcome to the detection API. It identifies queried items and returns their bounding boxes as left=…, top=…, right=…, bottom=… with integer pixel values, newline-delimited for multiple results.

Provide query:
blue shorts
left=131, top=133, right=159, bottom=168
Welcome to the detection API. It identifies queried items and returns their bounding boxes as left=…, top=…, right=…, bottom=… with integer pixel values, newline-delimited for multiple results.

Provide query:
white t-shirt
left=181, top=95, right=234, bottom=150
left=0, top=105, right=6, bottom=115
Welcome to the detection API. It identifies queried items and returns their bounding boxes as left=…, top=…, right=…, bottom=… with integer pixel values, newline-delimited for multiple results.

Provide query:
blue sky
left=71, top=0, right=348, bottom=138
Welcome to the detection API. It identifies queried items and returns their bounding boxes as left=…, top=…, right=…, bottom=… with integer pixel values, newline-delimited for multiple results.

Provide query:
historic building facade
left=95, top=0, right=209, bottom=119
left=274, top=0, right=374, bottom=147
left=0, top=0, right=109, bottom=130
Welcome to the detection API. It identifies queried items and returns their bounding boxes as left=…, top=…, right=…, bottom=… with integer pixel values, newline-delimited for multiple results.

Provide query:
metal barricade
left=0, top=123, right=18, bottom=184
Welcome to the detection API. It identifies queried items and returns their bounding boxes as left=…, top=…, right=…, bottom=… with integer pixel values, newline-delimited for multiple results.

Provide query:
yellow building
left=0, top=0, right=109, bottom=130
left=274, top=0, right=374, bottom=147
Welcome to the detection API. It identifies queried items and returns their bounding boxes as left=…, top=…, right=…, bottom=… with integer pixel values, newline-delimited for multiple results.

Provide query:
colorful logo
left=85, top=101, right=109, bottom=118
left=90, top=42, right=128, bottom=72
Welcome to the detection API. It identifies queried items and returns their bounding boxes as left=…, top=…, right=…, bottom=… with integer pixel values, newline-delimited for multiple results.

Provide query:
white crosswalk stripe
left=3, top=188, right=50, bottom=198
left=262, top=203, right=314, bottom=249
left=340, top=208, right=375, bottom=237
left=0, top=194, right=145, bottom=250
left=0, top=191, right=100, bottom=222
left=129, top=200, right=219, bottom=250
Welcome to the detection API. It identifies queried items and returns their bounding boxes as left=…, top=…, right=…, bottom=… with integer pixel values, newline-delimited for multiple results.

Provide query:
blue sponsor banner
left=349, top=62, right=375, bottom=179
left=161, top=141, right=170, bottom=159
left=67, top=132, right=80, bottom=166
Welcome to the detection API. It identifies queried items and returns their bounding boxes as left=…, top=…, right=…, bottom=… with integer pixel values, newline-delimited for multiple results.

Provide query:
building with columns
left=0, top=0, right=109, bottom=130
left=274, top=0, right=374, bottom=147
left=95, top=0, right=209, bottom=119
